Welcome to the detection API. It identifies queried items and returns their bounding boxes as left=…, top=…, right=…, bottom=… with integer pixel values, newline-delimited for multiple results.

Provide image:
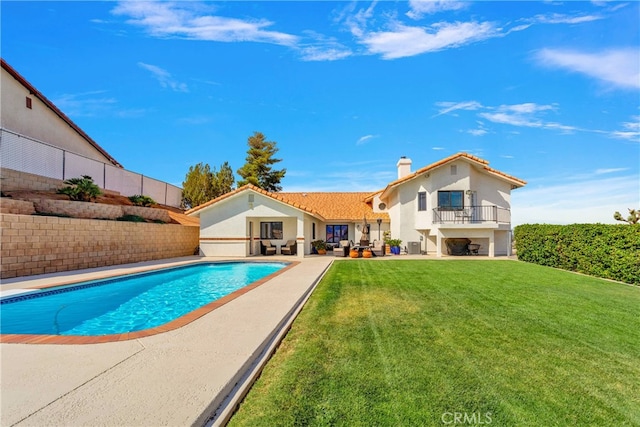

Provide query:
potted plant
left=387, top=238, right=402, bottom=255
left=311, top=239, right=327, bottom=255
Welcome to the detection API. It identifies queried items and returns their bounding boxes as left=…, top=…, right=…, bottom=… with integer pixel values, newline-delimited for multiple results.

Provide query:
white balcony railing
left=432, top=205, right=510, bottom=224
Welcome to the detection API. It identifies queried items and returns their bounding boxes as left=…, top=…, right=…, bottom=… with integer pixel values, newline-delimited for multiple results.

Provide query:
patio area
left=1, top=256, right=333, bottom=426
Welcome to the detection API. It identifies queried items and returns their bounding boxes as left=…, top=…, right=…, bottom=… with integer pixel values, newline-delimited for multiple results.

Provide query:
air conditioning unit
left=408, top=241, right=421, bottom=255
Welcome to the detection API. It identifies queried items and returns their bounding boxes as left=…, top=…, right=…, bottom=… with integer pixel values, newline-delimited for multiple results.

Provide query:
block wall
left=32, top=199, right=123, bottom=220
left=0, top=167, right=64, bottom=192
left=0, top=198, right=36, bottom=215
left=1, top=214, right=200, bottom=279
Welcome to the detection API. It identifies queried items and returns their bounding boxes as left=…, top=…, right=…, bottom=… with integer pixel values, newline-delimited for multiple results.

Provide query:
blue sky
left=2, top=1, right=639, bottom=225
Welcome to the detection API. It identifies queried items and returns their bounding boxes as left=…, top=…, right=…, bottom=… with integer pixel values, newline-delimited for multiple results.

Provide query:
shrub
left=116, top=214, right=146, bottom=223
left=514, top=224, right=640, bottom=285
left=128, top=194, right=156, bottom=207
left=57, top=175, right=102, bottom=202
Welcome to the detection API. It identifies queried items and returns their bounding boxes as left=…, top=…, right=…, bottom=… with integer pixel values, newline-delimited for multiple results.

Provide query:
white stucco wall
left=383, top=159, right=515, bottom=256
left=1, top=67, right=114, bottom=164
left=198, top=191, right=306, bottom=257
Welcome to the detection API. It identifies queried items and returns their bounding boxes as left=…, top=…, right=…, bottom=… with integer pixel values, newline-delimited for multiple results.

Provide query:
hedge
left=514, top=224, right=640, bottom=285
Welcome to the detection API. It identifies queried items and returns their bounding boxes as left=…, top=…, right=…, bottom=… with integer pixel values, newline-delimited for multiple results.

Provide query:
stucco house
left=1, top=59, right=182, bottom=206
left=1, top=58, right=122, bottom=167
left=187, top=153, right=526, bottom=258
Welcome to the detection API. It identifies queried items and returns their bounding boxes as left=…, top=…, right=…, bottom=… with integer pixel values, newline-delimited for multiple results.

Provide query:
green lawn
left=229, top=260, right=640, bottom=426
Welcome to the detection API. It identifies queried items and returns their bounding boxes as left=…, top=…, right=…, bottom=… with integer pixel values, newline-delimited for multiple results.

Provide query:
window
left=438, top=191, right=464, bottom=210
left=312, top=222, right=316, bottom=240
left=260, top=222, right=283, bottom=239
left=25, top=97, right=32, bottom=109
left=378, top=202, right=386, bottom=211
left=326, top=225, right=348, bottom=243
left=450, top=165, right=457, bottom=175
left=418, top=192, right=427, bottom=211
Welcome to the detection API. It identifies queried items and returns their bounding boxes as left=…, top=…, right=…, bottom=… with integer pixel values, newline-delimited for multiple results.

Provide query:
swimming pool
left=0, top=262, right=288, bottom=338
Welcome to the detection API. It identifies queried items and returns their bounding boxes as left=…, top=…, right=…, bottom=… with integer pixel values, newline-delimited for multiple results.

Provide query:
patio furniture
left=280, top=240, right=297, bottom=255
left=260, top=240, right=276, bottom=256
left=454, top=209, right=472, bottom=223
left=333, top=240, right=350, bottom=257
left=468, top=243, right=481, bottom=255
left=371, top=240, right=385, bottom=257
left=445, top=238, right=471, bottom=255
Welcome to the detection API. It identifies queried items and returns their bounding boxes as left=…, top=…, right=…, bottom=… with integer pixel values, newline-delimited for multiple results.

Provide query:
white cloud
left=432, top=147, right=445, bottom=150
left=359, top=20, right=499, bottom=59
left=299, top=46, right=352, bottom=61
left=535, top=48, right=640, bottom=90
left=595, top=167, right=629, bottom=174
left=406, top=0, right=468, bottom=19
left=356, top=134, right=378, bottom=145
left=532, top=13, right=603, bottom=24
left=512, top=175, right=640, bottom=226
left=433, top=100, right=483, bottom=117
left=467, top=129, right=487, bottom=136
left=610, top=116, right=640, bottom=141
left=501, top=103, right=557, bottom=114
left=112, top=1, right=298, bottom=46
left=138, top=62, right=188, bottom=92
left=478, top=103, right=581, bottom=133
left=52, top=91, right=117, bottom=117
left=298, top=33, right=352, bottom=61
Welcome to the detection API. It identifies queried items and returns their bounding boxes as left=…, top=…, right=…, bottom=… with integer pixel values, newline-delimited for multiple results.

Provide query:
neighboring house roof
left=1, top=58, right=122, bottom=168
left=186, top=184, right=389, bottom=222
left=377, top=152, right=526, bottom=201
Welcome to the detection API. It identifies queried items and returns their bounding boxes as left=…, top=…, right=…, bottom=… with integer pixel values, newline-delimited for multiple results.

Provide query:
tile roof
left=186, top=153, right=524, bottom=220
left=279, top=192, right=388, bottom=222
left=186, top=184, right=389, bottom=222
left=1, top=59, right=122, bottom=168
left=379, top=152, right=526, bottom=200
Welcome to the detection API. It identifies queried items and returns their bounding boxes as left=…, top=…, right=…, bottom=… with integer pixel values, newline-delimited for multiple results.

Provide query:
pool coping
left=0, top=260, right=299, bottom=344
left=1, top=255, right=334, bottom=427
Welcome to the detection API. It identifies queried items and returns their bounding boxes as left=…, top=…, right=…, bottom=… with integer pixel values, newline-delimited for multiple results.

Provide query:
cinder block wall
left=1, top=214, right=200, bottom=279
left=0, top=167, right=64, bottom=192
left=0, top=199, right=36, bottom=215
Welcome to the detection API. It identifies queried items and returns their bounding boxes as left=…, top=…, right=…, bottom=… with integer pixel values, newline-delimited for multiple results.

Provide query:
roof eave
left=1, top=59, right=123, bottom=168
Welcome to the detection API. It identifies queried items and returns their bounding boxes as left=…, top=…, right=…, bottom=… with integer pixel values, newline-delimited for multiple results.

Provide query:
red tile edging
left=1, top=260, right=299, bottom=345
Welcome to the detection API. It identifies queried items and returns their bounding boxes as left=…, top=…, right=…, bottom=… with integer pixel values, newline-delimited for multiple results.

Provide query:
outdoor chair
left=280, top=240, right=297, bottom=255
left=260, top=240, right=276, bottom=256
left=334, top=240, right=350, bottom=257
left=467, top=243, right=481, bottom=255
left=454, top=209, right=472, bottom=223
left=371, top=240, right=385, bottom=257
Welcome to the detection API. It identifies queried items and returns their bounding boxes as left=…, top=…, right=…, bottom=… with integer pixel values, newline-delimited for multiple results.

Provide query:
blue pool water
left=0, top=262, right=286, bottom=336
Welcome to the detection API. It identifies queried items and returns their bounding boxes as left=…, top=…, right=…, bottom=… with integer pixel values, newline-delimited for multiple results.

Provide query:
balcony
left=432, top=205, right=511, bottom=225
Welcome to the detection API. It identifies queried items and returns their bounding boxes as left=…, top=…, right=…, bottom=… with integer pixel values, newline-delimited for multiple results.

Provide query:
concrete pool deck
left=1, top=256, right=333, bottom=426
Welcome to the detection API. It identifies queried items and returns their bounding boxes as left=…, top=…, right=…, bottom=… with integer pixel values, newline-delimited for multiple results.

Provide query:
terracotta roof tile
left=186, top=153, right=524, bottom=219
left=186, top=185, right=389, bottom=222
left=279, top=192, right=388, bottom=222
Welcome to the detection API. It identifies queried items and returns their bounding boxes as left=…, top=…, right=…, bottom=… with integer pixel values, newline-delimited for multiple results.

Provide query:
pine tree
left=212, top=161, right=235, bottom=197
left=237, top=132, right=286, bottom=192
left=182, top=162, right=235, bottom=209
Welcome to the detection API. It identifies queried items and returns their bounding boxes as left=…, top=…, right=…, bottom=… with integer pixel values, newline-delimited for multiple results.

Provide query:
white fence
left=0, top=128, right=182, bottom=207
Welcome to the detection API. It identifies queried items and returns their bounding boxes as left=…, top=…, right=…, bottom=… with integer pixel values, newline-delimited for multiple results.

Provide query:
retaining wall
left=1, top=213, right=200, bottom=279
left=0, top=198, right=35, bottom=215
left=0, top=167, right=64, bottom=192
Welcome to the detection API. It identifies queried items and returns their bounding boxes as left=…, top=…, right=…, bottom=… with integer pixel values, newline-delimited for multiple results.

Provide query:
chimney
left=397, top=156, right=412, bottom=179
